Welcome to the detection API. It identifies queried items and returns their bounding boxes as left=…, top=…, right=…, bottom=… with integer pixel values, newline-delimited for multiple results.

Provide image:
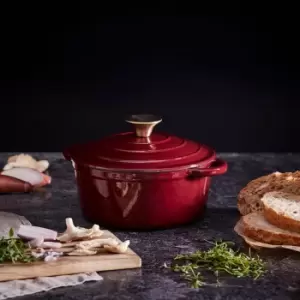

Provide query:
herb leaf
left=8, top=228, right=14, bottom=238
left=171, top=241, right=266, bottom=288
left=0, top=228, right=35, bottom=264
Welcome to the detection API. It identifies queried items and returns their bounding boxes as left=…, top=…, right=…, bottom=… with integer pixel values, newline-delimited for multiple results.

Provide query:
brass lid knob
left=125, top=114, right=162, bottom=138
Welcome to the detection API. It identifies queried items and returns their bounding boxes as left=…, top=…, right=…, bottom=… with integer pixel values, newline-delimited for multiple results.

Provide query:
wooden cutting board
left=0, top=230, right=142, bottom=282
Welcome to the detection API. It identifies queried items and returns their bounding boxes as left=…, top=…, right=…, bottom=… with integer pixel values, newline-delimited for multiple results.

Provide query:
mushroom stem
left=65, top=218, right=75, bottom=230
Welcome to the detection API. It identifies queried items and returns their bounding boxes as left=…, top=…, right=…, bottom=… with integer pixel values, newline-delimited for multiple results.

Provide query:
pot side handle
left=188, top=158, right=228, bottom=177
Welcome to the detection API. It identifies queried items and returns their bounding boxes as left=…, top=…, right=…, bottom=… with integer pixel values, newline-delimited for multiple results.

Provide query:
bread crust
left=242, top=216, right=300, bottom=246
left=237, top=171, right=300, bottom=215
left=264, top=206, right=300, bottom=233
left=237, top=173, right=276, bottom=215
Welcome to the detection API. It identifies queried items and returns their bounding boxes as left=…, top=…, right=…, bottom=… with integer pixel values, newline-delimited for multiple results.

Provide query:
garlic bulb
left=4, top=154, right=49, bottom=173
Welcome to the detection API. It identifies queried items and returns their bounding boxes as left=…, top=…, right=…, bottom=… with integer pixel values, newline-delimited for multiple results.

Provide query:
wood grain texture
left=0, top=230, right=142, bottom=282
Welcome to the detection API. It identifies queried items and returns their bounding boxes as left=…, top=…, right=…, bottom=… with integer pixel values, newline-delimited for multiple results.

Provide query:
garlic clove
left=3, top=163, right=17, bottom=171
left=7, top=154, right=23, bottom=163
left=7, top=154, right=37, bottom=168
left=5, top=154, right=50, bottom=173
left=36, top=160, right=49, bottom=172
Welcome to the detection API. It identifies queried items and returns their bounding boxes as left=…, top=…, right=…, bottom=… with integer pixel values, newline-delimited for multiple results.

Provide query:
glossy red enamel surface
left=64, top=116, right=228, bottom=229
left=64, top=131, right=215, bottom=170
left=66, top=157, right=227, bottom=230
left=74, top=164, right=212, bottom=229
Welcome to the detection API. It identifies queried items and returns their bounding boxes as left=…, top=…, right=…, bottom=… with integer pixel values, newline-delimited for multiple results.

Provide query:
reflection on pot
left=94, top=180, right=110, bottom=199
left=64, top=115, right=228, bottom=229
left=112, top=181, right=141, bottom=218
left=135, top=137, right=157, bottom=150
left=71, top=160, right=77, bottom=178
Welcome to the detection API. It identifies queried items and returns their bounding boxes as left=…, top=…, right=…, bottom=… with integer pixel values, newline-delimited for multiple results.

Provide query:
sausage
left=0, top=174, right=32, bottom=193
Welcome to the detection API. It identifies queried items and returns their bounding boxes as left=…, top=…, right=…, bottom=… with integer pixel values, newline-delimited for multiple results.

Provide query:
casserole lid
left=64, top=115, right=216, bottom=171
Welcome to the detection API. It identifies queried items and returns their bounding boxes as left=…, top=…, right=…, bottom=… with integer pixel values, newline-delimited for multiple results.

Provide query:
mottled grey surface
left=1, top=153, right=300, bottom=300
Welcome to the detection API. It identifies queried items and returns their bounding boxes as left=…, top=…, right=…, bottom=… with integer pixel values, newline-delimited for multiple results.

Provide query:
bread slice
left=262, top=191, right=300, bottom=233
left=237, top=171, right=300, bottom=215
left=241, top=211, right=300, bottom=246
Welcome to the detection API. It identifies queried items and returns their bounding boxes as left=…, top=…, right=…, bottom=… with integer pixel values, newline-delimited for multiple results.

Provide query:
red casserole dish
left=63, top=115, right=227, bottom=230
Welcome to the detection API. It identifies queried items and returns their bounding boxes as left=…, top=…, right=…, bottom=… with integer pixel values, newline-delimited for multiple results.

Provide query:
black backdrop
left=0, top=14, right=298, bottom=152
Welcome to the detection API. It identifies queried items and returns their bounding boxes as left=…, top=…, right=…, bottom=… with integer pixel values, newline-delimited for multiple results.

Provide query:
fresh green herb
left=0, top=228, right=35, bottom=264
left=173, top=263, right=204, bottom=288
left=171, top=241, right=266, bottom=288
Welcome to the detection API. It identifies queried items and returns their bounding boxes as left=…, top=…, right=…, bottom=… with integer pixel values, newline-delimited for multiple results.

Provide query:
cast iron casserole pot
left=63, top=115, right=228, bottom=230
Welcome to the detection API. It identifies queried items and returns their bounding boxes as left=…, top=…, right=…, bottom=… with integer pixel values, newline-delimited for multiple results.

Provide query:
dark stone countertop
left=1, top=153, right=300, bottom=300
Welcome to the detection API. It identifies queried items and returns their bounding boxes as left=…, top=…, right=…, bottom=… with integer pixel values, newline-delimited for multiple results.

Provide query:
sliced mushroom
left=89, top=225, right=105, bottom=239
left=66, top=238, right=130, bottom=256
left=57, top=218, right=103, bottom=242
left=68, top=248, right=97, bottom=256
left=75, top=238, right=119, bottom=250
left=104, top=240, right=130, bottom=254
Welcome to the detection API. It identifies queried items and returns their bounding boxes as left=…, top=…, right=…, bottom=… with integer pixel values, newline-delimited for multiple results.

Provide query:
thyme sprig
left=171, top=241, right=266, bottom=288
left=172, top=263, right=204, bottom=288
left=0, top=228, right=35, bottom=263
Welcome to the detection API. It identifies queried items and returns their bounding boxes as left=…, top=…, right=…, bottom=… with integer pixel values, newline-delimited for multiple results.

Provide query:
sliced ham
left=42, top=241, right=62, bottom=248
left=28, top=237, right=62, bottom=248
left=17, top=225, right=57, bottom=241
left=28, top=236, right=44, bottom=248
left=1, top=167, right=51, bottom=187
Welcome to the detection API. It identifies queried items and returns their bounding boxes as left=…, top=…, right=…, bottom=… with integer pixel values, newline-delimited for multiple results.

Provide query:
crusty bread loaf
left=262, top=191, right=300, bottom=233
left=237, top=171, right=300, bottom=215
left=241, top=211, right=300, bottom=246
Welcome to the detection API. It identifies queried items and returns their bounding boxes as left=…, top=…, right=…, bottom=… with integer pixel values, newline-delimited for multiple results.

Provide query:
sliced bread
left=262, top=191, right=300, bottom=233
left=237, top=171, right=300, bottom=215
left=241, top=211, right=300, bottom=246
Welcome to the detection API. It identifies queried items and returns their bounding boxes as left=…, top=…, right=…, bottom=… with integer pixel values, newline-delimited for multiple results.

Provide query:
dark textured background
left=0, top=12, right=298, bottom=152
